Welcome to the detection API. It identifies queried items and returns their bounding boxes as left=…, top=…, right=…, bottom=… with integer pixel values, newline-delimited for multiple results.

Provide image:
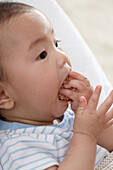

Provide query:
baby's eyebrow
left=29, top=37, right=44, bottom=50
left=29, top=28, right=54, bottom=50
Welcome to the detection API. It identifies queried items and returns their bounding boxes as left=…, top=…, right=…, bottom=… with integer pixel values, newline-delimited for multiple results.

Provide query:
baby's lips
left=59, top=88, right=68, bottom=97
left=59, top=88, right=64, bottom=94
left=58, top=88, right=72, bottom=102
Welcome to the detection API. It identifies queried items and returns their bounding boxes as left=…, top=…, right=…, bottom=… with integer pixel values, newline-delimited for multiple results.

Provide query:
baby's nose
left=57, top=51, right=71, bottom=69
left=64, top=63, right=72, bottom=73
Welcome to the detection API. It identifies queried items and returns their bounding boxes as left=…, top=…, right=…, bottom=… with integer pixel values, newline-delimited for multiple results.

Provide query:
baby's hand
left=59, top=70, right=93, bottom=112
left=74, top=85, right=113, bottom=141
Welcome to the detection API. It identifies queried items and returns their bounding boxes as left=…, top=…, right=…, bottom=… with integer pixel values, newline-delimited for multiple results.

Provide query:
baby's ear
left=0, top=86, right=14, bottom=110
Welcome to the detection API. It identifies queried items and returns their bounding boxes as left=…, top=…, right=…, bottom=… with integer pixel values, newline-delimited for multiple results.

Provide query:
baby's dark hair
left=0, top=1, right=34, bottom=81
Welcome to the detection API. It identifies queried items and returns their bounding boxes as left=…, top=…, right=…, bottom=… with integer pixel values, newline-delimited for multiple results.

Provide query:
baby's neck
left=2, top=117, right=61, bottom=126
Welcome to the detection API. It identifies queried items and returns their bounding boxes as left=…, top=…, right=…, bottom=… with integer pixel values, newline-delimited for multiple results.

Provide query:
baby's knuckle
left=84, top=76, right=90, bottom=86
left=96, top=116, right=104, bottom=125
left=97, top=114, right=102, bottom=121
left=89, top=110, right=94, bottom=115
left=84, top=76, right=88, bottom=81
left=68, top=90, right=74, bottom=96
left=79, top=82, right=85, bottom=89
left=105, top=99, right=111, bottom=109
left=97, top=113, right=106, bottom=123
left=91, top=97, right=97, bottom=104
left=105, top=103, right=111, bottom=110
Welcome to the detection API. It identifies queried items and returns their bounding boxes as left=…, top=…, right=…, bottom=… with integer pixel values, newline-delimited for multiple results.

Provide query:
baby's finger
left=105, top=107, right=113, bottom=123
left=71, top=100, right=78, bottom=112
left=64, top=79, right=86, bottom=92
left=76, top=96, right=87, bottom=115
left=69, top=70, right=90, bottom=87
left=87, top=85, right=102, bottom=110
left=59, top=88, right=78, bottom=101
left=105, top=119, right=113, bottom=128
left=98, top=90, right=113, bottom=115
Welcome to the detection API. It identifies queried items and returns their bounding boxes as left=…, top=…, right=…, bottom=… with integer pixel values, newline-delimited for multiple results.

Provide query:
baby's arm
left=47, top=86, right=113, bottom=170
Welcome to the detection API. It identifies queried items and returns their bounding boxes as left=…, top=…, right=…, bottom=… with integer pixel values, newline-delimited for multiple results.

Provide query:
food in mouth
left=58, top=76, right=73, bottom=101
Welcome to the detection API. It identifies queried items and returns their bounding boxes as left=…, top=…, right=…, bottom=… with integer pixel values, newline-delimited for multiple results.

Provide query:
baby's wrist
left=73, top=130, right=97, bottom=143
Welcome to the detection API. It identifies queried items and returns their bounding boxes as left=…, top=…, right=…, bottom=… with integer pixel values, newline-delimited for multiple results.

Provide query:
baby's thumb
left=76, top=96, right=87, bottom=115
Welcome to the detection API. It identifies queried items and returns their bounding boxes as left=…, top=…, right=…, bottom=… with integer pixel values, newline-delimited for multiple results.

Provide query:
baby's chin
left=52, top=103, right=68, bottom=118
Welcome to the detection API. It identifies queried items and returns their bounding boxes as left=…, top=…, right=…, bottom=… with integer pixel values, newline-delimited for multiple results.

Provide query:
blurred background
left=57, top=0, right=113, bottom=86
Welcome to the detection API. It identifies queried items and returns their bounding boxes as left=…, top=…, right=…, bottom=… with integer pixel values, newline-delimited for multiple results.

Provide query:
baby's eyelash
left=56, top=40, right=61, bottom=43
left=55, top=40, right=61, bottom=47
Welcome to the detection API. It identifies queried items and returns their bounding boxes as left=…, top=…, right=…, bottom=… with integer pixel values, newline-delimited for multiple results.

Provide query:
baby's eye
left=37, top=51, right=47, bottom=60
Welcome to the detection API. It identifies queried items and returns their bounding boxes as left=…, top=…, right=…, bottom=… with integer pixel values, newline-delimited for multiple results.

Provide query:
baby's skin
left=57, top=71, right=113, bottom=170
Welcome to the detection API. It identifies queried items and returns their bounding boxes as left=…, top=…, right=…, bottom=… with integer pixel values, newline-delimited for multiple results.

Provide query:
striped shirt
left=0, top=108, right=109, bottom=169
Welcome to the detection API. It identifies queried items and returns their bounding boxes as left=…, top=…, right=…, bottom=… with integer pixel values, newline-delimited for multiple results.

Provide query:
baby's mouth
left=58, top=93, right=71, bottom=102
left=58, top=76, right=73, bottom=102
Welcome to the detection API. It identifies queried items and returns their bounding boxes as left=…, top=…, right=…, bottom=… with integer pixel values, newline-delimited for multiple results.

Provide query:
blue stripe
left=57, top=143, right=69, bottom=151
left=32, top=160, right=58, bottom=170
left=64, top=118, right=72, bottom=132
left=36, top=134, right=39, bottom=138
left=95, top=151, right=108, bottom=167
left=1, top=135, right=21, bottom=148
left=2, top=142, right=69, bottom=166
left=56, top=138, right=63, bottom=143
left=4, top=130, right=9, bottom=138
left=96, top=147, right=101, bottom=154
left=3, top=146, right=39, bottom=167
left=23, top=128, right=26, bottom=133
left=59, top=131, right=64, bottom=136
left=7, top=151, right=66, bottom=169
left=0, top=139, right=2, bottom=144
left=41, top=127, right=46, bottom=134
left=50, top=127, right=57, bottom=134
left=15, top=156, right=49, bottom=170
left=65, top=133, right=72, bottom=140
left=1, top=140, right=49, bottom=161
left=53, top=135, right=55, bottom=145
left=45, top=134, right=47, bottom=140
left=67, top=121, right=71, bottom=131
left=32, top=127, right=36, bottom=134
left=12, top=130, right=17, bottom=135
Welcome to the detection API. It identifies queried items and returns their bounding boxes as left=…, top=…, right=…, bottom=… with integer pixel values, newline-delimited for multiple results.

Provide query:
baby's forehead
left=2, top=10, right=52, bottom=42
left=0, top=2, right=53, bottom=48
left=0, top=10, right=53, bottom=55
left=8, top=9, right=51, bottom=30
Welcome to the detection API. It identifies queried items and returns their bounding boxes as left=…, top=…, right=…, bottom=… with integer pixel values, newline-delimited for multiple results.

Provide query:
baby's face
left=2, top=9, right=71, bottom=122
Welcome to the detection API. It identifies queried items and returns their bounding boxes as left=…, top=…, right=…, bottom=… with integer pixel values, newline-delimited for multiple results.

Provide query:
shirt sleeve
left=0, top=133, right=59, bottom=170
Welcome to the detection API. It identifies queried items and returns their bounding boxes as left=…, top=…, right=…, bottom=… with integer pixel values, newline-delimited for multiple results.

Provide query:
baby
left=0, top=2, right=113, bottom=170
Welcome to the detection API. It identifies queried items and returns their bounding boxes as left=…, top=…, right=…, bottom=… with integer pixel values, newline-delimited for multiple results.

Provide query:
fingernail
left=96, top=85, right=102, bottom=91
left=79, top=96, right=85, bottom=102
